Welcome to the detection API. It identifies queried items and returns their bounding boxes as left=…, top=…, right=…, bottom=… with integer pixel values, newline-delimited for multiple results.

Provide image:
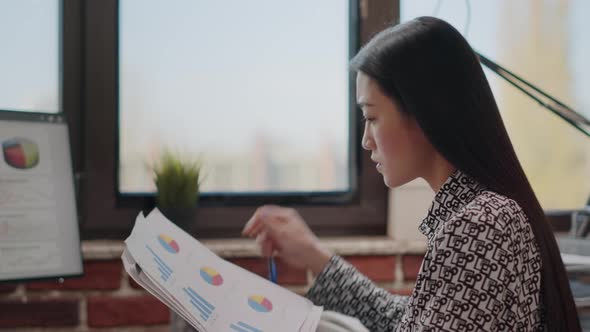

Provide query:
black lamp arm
left=476, top=51, right=590, bottom=139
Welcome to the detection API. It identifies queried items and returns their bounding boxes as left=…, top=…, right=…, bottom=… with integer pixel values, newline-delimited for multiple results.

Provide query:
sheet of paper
left=124, top=213, right=204, bottom=330
left=122, top=249, right=201, bottom=330
left=123, top=209, right=322, bottom=332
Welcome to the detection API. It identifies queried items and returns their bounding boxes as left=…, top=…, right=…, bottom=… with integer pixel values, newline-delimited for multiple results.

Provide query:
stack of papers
left=122, top=208, right=323, bottom=332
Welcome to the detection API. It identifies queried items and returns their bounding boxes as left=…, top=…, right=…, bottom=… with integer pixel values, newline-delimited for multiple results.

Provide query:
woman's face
left=357, top=71, right=434, bottom=188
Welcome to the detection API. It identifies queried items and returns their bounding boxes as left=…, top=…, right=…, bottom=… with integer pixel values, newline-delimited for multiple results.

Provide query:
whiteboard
left=0, top=111, right=82, bottom=281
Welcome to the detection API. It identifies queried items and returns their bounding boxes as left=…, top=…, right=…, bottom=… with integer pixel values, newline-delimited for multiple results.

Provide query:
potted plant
left=152, top=150, right=202, bottom=232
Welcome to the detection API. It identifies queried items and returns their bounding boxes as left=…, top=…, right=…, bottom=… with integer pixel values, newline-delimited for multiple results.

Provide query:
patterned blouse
left=306, top=169, right=545, bottom=331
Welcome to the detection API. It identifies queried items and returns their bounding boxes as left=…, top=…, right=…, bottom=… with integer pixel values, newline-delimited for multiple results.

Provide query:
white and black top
left=306, top=169, right=545, bottom=331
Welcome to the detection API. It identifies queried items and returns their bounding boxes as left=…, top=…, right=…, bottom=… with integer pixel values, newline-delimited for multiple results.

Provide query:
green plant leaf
left=152, top=150, right=202, bottom=209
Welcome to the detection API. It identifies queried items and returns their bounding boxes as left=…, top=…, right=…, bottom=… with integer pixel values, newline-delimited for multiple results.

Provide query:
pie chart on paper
left=157, top=234, right=180, bottom=254
left=200, top=267, right=224, bottom=286
left=248, top=295, right=273, bottom=313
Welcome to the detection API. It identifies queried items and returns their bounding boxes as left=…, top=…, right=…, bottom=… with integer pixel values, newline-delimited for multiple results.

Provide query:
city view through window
left=118, top=0, right=351, bottom=194
left=402, top=0, right=590, bottom=210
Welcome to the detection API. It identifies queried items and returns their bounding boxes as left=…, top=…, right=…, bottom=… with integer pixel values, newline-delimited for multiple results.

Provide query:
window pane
left=119, top=0, right=351, bottom=194
left=401, top=0, right=590, bottom=210
left=0, top=0, right=60, bottom=113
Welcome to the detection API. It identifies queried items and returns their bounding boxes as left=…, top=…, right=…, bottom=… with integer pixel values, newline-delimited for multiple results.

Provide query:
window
left=81, top=0, right=395, bottom=238
left=402, top=0, right=590, bottom=210
left=0, top=0, right=60, bottom=113
left=118, top=0, right=352, bottom=197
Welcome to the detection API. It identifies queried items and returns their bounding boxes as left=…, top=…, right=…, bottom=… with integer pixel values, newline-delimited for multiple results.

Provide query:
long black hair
left=351, top=16, right=579, bottom=331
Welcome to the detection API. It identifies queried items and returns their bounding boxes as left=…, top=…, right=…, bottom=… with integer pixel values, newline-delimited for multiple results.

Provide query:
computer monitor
left=0, top=111, right=82, bottom=282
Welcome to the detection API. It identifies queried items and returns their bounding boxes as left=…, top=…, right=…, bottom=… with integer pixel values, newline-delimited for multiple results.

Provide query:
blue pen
left=268, top=257, right=278, bottom=283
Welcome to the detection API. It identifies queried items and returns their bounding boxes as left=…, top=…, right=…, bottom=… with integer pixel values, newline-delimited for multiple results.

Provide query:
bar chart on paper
left=183, top=286, right=216, bottom=321
left=146, top=244, right=173, bottom=282
left=230, top=320, right=263, bottom=332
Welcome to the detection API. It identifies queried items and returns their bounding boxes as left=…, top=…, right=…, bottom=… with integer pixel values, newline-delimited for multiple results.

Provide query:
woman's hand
left=242, top=205, right=333, bottom=275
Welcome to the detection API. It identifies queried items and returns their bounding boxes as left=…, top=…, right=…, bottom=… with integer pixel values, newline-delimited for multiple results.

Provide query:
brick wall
left=0, top=249, right=423, bottom=331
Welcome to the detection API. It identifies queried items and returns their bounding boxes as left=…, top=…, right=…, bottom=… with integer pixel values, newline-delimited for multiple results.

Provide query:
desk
left=558, top=237, right=590, bottom=330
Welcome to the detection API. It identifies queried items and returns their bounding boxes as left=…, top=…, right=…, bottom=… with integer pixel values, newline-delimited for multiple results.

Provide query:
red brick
left=402, top=255, right=423, bottom=281
left=0, top=299, right=79, bottom=327
left=228, top=257, right=266, bottom=276
left=129, top=276, right=143, bottom=289
left=87, top=295, right=169, bottom=327
left=228, top=257, right=307, bottom=285
left=0, top=283, right=17, bottom=294
left=343, top=255, right=395, bottom=282
left=88, top=328, right=170, bottom=332
left=388, top=288, right=414, bottom=296
left=27, top=260, right=122, bottom=291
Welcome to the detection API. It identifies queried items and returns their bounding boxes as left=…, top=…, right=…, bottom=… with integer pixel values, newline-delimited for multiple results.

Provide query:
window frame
left=116, top=0, right=360, bottom=207
left=63, top=0, right=83, bottom=178
left=79, top=0, right=400, bottom=239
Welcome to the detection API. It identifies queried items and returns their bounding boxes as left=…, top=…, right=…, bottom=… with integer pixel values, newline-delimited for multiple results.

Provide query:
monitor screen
left=0, top=111, right=82, bottom=282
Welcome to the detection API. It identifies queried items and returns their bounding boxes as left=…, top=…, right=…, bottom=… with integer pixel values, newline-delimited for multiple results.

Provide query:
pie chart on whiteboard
left=2, top=138, right=39, bottom=169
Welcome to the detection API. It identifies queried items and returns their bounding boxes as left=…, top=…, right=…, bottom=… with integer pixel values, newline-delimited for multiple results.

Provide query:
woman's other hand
left=242, top=205, right=332, bottom=275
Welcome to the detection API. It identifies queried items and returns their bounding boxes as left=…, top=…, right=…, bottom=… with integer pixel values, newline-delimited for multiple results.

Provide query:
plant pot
left=158, top=207, right=197, bottom=233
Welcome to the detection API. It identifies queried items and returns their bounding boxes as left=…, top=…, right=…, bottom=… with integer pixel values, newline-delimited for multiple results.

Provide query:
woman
left=243, top=17, right=580, bottom=331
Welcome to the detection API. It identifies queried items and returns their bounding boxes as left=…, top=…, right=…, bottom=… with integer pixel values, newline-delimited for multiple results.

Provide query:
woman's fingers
left=242, top=213, right=262, bottom=237
left=242, top=206, right=270, bottom=236
left=256, top=231, right=276, bottom=257
left=242, top=205, right=285, bottom=237
left=242, top=205, right=326, bottom=271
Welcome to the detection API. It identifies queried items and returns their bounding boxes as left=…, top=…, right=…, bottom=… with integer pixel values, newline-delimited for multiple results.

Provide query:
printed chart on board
left=122, top=209, right=323, bottom=332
